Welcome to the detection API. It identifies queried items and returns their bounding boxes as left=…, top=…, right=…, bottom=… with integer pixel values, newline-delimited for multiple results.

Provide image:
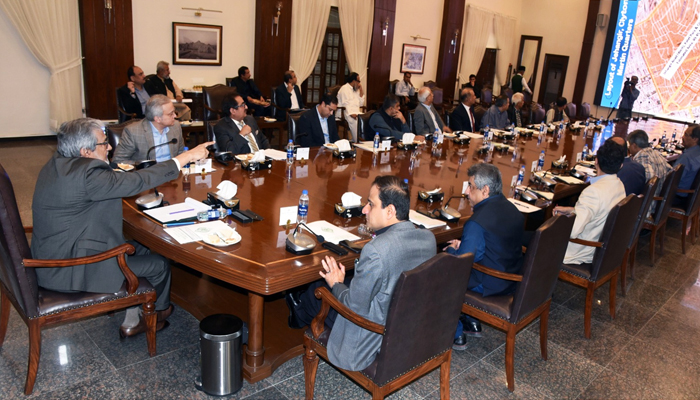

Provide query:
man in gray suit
left=213, top=94, right=269, bottom=154
left=286, top=176, right=437, bottom=371
left=113, top=94, right=185, bottom=164
left=413, top=86, right=452, bottom=135
left=32, top=118, right=212, bottom=337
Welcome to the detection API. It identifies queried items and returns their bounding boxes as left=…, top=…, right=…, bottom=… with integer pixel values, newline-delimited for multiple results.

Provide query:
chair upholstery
left=408, top=109, right=415, bottom=133
left=388, top=80, right=398, bottom=95
left=565, top=103, right=577, bottom=120
left=473, top=104, right=487, bottom=129
left=202, top=84, right=237, bottom=141
left=116, top=87, right=137, bottom=123
left=544, top=183, right=589, bottom=220
left=106, top=120, right=140, bottom=161
left=303, top=253, right=473, bottom=399
left=0, top=163, right=159, bottom=395
left=358, top=110, right=376, bottom=141
left=424, top=80, right=437, bottom=89
left=581, top=102, right=591, bottom=119
left=559, top=195, right=642, bottom=339
left=432, top=87, right=444, bottom=107
left=481, top=88, right=493, bottom=106
left=621, top=177, right=658, bottom=294
left=643, top=164, right=684, bottom=263
left=503, top=88, right=513, bottom=102
left=463, top=214, right=575, bottom=391
left=288, top=111, right=306, bottom=144
left=669, top=168, right=700, bottom=254
left=531, top=105, right=546, bottom=124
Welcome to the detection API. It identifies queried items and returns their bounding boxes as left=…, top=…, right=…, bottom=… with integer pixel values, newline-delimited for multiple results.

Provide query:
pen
left=170, top=208, right=194, bottom=215
left=163, top=221, right=196, bottom=228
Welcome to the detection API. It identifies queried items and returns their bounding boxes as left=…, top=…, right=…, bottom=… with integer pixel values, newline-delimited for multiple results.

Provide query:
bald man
left=611, top=136, right=646, bottom=195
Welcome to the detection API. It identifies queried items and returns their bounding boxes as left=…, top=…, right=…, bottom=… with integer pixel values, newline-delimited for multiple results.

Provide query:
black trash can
left=195, top=314, right=243, bottom=396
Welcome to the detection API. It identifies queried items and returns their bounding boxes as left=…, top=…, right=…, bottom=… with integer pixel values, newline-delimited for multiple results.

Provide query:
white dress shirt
left=337, top=83, right=364, bottom=117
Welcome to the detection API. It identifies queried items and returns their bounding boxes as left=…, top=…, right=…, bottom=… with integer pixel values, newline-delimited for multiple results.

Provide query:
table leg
left=245, top=292, right=265, bottom=368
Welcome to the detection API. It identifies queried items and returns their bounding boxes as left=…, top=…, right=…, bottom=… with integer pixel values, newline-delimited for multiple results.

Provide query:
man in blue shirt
left=674, top=125, right=700, bottom=207
left=480, top=95, right=510, bottom=130
left=445, top=163, right=524, bottom=349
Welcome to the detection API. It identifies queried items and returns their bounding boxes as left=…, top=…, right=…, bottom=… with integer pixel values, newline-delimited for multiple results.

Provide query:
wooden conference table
left=120, top=122, right=666, bottom=382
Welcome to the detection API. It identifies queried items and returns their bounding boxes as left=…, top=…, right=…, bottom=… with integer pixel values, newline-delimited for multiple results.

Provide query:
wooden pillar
left=436, top=0, right=466, bottom=102
left=366, top=0, right=397, bottom=109
left=572, top=0, right=600, bottom=117
left=254, top=0, right=293, bottom=98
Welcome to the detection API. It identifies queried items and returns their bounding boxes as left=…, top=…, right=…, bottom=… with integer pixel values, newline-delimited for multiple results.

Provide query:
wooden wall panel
left=436, top=0, right=465, bottom=102
left=572, top=0, right=599, bottom=116
left=366, top=0, right=396, bottom=109
left=254, top=0, right=293, bottom=98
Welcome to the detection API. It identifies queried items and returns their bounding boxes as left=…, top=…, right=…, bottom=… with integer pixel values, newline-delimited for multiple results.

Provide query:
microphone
left=286, top=223, right=322, bottom=255
left=146, top=138, right=178, bottom=161
left=436, top=194, right=466, bottom=221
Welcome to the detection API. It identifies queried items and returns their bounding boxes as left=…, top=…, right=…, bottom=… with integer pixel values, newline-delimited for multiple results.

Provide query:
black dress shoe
left=120, top=316, right=169, bottom=338
left=453, top=333, right=467, bottom=350
left=285, top=293, right=306, bottom=329
left=463, top=319, right=482, bottom=337
left=156, top=304, right=174, bottom=322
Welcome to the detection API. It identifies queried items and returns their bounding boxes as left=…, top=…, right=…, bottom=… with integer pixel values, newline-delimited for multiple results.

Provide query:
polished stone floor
left=2, top=137, right=700, bottom=399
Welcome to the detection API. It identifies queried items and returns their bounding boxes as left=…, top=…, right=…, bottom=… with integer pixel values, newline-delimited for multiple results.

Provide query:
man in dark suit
left=214, top=94, right=269, bottom=154
left=274, top=70, right=305, bottom=121
left=449, top=87, right=477, bottom=132
left=229, top=66, right=270, bottom=117
left=116, top=65, right=156, bottom=120
left=507, top=92, right=525, bottom=128
left=112, top=95, right=185, bottom=164
left=296, top=93, right=339, bottom=147
left=31, top=118, right=212, bottom=337
left=368, top=94, right=411, bottom=140
left=414, top=87, right=452, bottom=135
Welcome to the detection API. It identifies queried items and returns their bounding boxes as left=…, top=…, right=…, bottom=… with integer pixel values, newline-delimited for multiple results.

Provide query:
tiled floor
left=2, top=138, right=700, bottom=399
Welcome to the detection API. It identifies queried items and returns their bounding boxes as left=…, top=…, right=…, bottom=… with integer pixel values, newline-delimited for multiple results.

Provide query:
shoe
left=285, top=292, right=306, bottom=329
left=156, top=304, right=174, bottom=322
left=452, top=333, right=467, bottom=351
left=462, top=319, right=482, bottom=337
left=120, top=316, right=169, bottom=338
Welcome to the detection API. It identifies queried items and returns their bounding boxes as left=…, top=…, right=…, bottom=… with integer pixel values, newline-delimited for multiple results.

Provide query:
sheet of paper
left=306, top=220, right=360, bottom=244
left=262, top=149, right=288, bottom=160
left=575, top=165, right=597, bottom=176
left=555, top=175, right=586, bottom=184
left=296, top=147, right=310, bottom=160
left=532, top=190, right=554, bottom=200
left=353, top=141, right=378, bottom=152
left=163, top=220, right=231, bottom=244
left=188, top=159, right=214, bottom=173
left=408, top=210, right=447, bottom=229
left=279, top=206, right=298, bottom=226
left=144, top=197, right=209, bottom=223
left=381, top=140, right=391, bottom=151
left=508, top=198, right=541, bottom=214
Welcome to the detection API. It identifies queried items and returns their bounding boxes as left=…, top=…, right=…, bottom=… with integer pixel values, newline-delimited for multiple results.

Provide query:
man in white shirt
left=337, top=72, right=365, bottom=142
left=510, top=66, right=532, bottom=95
left=395, top=72, right=417, bottom=109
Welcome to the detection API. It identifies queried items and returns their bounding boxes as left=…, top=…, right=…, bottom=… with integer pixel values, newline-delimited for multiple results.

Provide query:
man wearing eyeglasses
left=32, top=117, right=213, bottom=338
left=214, top=94, right=269, bottom=154
left=113, top=94, right=185, bottom=164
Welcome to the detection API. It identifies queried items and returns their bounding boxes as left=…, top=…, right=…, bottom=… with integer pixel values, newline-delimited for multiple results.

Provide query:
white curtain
left=338, top=0, right=374, bottom=94
left=290, top=0, right=332, bottom=84
left=458, top=6, right=493, bottom=86
left=0, top=0, right=82, bottom=131
left=493, top=13, right=517, bottom=94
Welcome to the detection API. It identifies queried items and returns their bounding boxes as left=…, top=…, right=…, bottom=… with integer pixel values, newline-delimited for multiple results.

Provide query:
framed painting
left=173, top=22, right=222, bottom=66
left=400, top=44, right=426, bottom=74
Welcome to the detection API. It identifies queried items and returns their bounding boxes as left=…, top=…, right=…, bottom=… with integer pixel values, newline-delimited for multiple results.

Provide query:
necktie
left=247, top=133, right=259, bottom=152
left=468, top=108, right=475, bottom=132
left=515, top=109, right=522, bottom=127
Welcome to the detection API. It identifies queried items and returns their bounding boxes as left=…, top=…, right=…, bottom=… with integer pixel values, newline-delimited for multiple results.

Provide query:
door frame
left=538, top=54, right=569, bottom=106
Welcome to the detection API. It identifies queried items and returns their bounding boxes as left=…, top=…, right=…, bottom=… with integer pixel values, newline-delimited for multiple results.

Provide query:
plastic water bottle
left=672, top=129, right=677, bottom=142
left=197, top=207, right=232, bottom=222
left=433, top=128, right=440, bottom=150
left=373, top=132, right=380, bottom=151
left=539, top=123, right=545, bottom=135
left=297, top=190, right=309, bottom=225
left=517, top=165, right=525, bottom=186
left=537, top=131, right=543, bottom=146
left=661, top=131, right=667, bottom=146
left=582, top=144, right=589, bottom=160
left=437, top=128, right=444, bottom=144
left=511, top=147, right=518, bottom=162
left=537, top=150, right=545, bottom=171
left=286, top=140, right=294, bottom=165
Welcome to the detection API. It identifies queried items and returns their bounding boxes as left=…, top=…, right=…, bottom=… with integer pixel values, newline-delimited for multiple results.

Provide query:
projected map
left=624, top=0, right=700, bottom=121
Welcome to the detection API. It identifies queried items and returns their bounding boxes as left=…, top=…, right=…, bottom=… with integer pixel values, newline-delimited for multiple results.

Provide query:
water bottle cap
left=184, top=147, right=189, bottom=151
left=289, top=139, right=293, bottom=143
left=302, top=190, right=308, bottom=195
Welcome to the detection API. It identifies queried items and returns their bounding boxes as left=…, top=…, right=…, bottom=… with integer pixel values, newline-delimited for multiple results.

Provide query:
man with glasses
left=214, top=94, right=269, bottom=154
left=32, top=117, right=212, bottom=337
left=113, top=94, right=185, bottom=164
left=337, top=72, right=365, bottom=142
left=414, top=86, right=452, bottom=135
left=229, top=66, right=270, bottom=117
left=296, top=93, right=339, bottom=147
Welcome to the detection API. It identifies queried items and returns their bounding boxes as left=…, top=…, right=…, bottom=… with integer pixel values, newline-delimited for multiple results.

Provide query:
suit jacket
left=31, top=154, right=180, bottom=293
left=507, top=104, right=524, bottom=127
left=327, top=221, right=437, bottom=371
left=449, top=103, right=476, bottom=132
left=112, top=119, right=184, bottom=164
left=274, top=83, right=305, bottom=121
left=413, top=103, right=445, bottom=134
left=296, top=106, right=339, bottom=147
left=564, top=174, right=626, bottom=264
left=213, top=115, right=269, bottom=154
left=368, top=108, right=409, bottom=140
left=117, top=84, right=155, bottom=120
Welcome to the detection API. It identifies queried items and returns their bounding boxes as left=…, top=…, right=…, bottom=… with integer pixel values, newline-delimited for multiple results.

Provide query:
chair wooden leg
left=649, top=227, right=657, bottom=264
left=620, top=249, right=629, bottom=296
left=681, top=216, right=689, bottom=254
left=303, top=339, right=319, bottom=400
left=24, top=319, right=41, bottom=395
left=629, top=242, right=638, bottom=278
left=609, top=273, right=617, bottom=320
left=0, top=287, right=10, bottom=347
left=539, top=303, right=550, bottom=361
left=659, top=222, right=666, bottom=256
left=142, top=302, right=156, bottom=356
left=439, top=351, right=451, bottom=400
left=584, top=285, right=594, bottom=339
left=505, top=326, right=516, bottom=392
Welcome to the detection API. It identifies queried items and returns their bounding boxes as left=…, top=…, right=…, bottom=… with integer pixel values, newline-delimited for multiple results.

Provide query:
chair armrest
left=203, top=104, right=221, bottom=116
left=310, top=286, right=385, bottom=339
left=569, top=238, right=603, bottom=247
left=521, top=245, right=527, bottom=254
left=23, top=243, right=140, bottom=294
left=117, top=106, right=136, bottom=119
left=24, top=226, right=32, bottom=233
left=472, top=263, right=523, bottom=282
left=677, top=189, right=694, bottom=194
left=653, top=196, right=663, bottom=201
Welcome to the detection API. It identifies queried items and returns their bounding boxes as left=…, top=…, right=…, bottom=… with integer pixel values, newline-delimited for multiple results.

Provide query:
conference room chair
left=621, top=177, right=658, bottom=295
left=565, top=103, right=577, bottom=120
left=408, top=109, right=415, bottom=133
left=288, top=111, right=305, bottom=144
left=358, top=110, right=376, bottom=141
left=202, top=84, right=237, bottom=141
left=473, top=104, right=487, bottom=128
left=303, top=253, right=473, bottom=400
left=106, top=119, right=140, bottom=161
left=462, top=214, right=575, bottom=392
left=559, top=195, right=642, bottom=339
left=116, top=87, right=137, bottom=123
left=503, top=87, right=513, bottom=102
left=481, top=88, right=493, bottom=106
left=387, top=79, right=398, bottom=95
left=643, top=164, right=684, bottom=264
left=531, top=105, right=546, bottom=124
left=544, top=183, right=589, bottom=221
left=523, top=91, right=532, bottom=104
left=581, top=102, right=591, bottom=119
left=668, top=168, right=700, bottom=254
left=0, top=163, right=159, bottom=395
left=269, top=86, right=291, bottom=122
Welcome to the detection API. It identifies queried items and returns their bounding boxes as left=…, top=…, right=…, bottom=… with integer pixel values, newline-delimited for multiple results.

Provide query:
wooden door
left=538, top=54, right=569, bottom=107
left=79, top=0, right=134, bottom=120
left=476, top=48, right=497, bottom=89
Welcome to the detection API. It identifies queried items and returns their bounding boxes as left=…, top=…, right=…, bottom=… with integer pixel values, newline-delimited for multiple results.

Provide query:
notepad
left=144, top=198, right=209, bottom=223
left=409, top=210, right=447, bottom=229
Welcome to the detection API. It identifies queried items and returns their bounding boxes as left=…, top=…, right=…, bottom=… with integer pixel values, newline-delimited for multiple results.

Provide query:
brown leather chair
left=116, top=87, right=137, bottom=123
left=559, top=194, right=642, bottom=339
left=643, top=164, right=684, bottom=263
left=202, top=84, right=237, bottom=141
left=106, top=119, right=140, bottom=161
left=462, top=214, right=575, bottom=392
left=288, top=111, right=306, bottom=144
left=303, top=253, right=473, bottom=400
left=0, top=163, right=159, bottom=395
left=668, top=168, right=700, bottom=254
left=408, top=109, right=416, bottom=134
left=388, top=79, right=398, bottom=95
left=358, top=110, right=376, bottom=141
left=621, top=177, right=659, bottom=295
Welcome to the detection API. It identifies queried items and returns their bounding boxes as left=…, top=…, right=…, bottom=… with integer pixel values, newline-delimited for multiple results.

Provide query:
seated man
left=368, top=94, right=411, bottom=140
left=444, top=163, right=524, bottom=349
left=480, top=95, right=510, bottom=130
left=229, top=66, right=270, bottom=117
left=611, top=136, right=646, bottom=195
left=147, top=61, right=192, bottom=121
left=554, top=139, right=626, bottom=264
left=337, top=72, right=365, bottom=142
left=31, top=117, right=212, bottom=337
left=296, top=93, right=339, bottom=147
left=627, top=129, right=672, bottom=193
left=113, top=95, right=185, bottom=164
left=449, top=87, right=477, bottom=132
left=546, top=96, right=570, bottom=124
left=214, top=94, right=269, bottom=154
left=274, top=70, right=305, bottom=121
left=674, top=125, right=700, bottom=207
left=507, top=92, right=525, bottom=128
left=286, top=176, right=437, bottom=370
left=116, top=65, right=156, bottom=120
left=462, top=74, right=481, bottom=100
left=414, top=86, right=452, bottom=135
left=395, top=71, right=417, bottom=109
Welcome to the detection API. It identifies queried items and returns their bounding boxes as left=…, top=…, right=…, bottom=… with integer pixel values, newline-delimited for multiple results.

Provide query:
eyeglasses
left=233, top=103, right=247, bottom=110
left=96, top=140, right=110, bottom=147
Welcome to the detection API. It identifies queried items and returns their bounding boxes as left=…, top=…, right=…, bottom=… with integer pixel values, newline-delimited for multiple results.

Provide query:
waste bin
left=195, top=314, right=243, bottom=396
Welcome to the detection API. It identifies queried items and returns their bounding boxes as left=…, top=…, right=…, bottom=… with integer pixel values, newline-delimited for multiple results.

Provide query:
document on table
left=532, top=190, right=554, bottom=200
left=354, top=141, right=390, bottom=152
left=164, top=220, right=232, bottom=244
left=144, top=197, right=209, bottom=223
left=263, top=148, right=288, bottom=160
left=409, top=210, right=447, bottom=229
left=508, top=198, right=541, bottom=214
left=555, top=175, right=587, bottom=184
left=305, top=220, right=360, bottom=244
left=459, top=132, right=484, bottom=139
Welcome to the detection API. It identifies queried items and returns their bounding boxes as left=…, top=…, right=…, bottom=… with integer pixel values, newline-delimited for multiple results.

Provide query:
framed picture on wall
left=400, top=44, right=426, bottom=74
left=172, top=22, right=222, bottom=66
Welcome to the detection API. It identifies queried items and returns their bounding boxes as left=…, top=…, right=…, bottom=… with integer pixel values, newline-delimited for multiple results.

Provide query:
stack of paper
left=408, top=210, right=447, bottom=229
left=144, top=198, right=209, bottom=223
left=508, top=198, right=541, bottom=214
left=306, top=220, right=360, bottom=244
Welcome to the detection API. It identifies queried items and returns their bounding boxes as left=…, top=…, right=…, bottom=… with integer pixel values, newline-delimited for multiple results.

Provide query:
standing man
left=510, top=66, right=532, bottom=95
left=117, top=66, right=156, bottom=120
left=480, top=95, right=510, bottom=130
left=450, top=87, right=477, bottom=132
left=368, top=94, right=411, bottom=140
left=414, top=87, right=452, bottom=135
left=445, top=163, right=524, bottom=348
left=214, top=94, right=269, bottom=154
left=395, top=72, right=417, bottom=109
left=337, top=72, right=365, bottom=142
left=285, top=176, right=437, bottom=371
left=508, top=92, right=525, bottom=128
left=617, top=76, right=639, bottom=119
left=32, top=117, right=212, bottom=337
left=673, top=125, right=700, bottom=207
left=274, top=70, right=305, bottom=121
left=147, top=61, right=191, bottom=121
left=296, top=93, right=339, bottom=147
left=229, top=66, right=270, bottom=117
left=113, top=95, right=185, bottom=164
left=546, top=97, right=570, bottom=124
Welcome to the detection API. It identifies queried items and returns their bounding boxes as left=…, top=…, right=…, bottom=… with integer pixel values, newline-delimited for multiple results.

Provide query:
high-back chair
left=288, top=111, right=306, bottom=144
left=581, top=102, right=591, bottom=119
left=358, top=110, right=376, bottom=141
left=643, top=164, right=684, bottom=263
left=0, top=163, right=159, bottom=395
left=106, top=119, right=140, bottom=161
left=462, top=214, right=575, bottom=391
left=668, top=168, right=700, bottom=254
left=565, top=103, right=577, bottom=120
left=481, top=88, right=493, bottom=106
left=531, top=105, right=546, bottom=124
left=116, top=87, right=137, bottom=123
left=202, top=84, right=237, bottom=141
left=621, top=177, right=658, bottom=294
left=303, top=253, right=473, bottom=400
left=544, top=183, right=589, bottom=220
left=559, top=195, right=642, bottom=338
